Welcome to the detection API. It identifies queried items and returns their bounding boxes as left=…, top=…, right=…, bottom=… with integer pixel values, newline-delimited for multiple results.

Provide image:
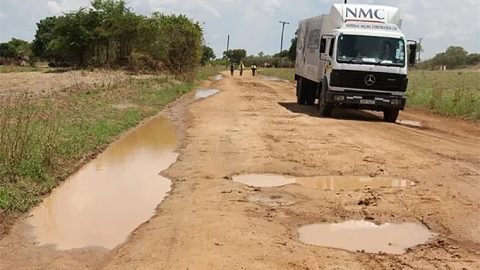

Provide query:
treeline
left=418, top=46, right=480, bottom=70
left=0, top=0, right=210, bottom=78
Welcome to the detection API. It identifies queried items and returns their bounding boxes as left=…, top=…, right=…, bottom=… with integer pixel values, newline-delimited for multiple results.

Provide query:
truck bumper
left=326, top=91, right=406, bottom=110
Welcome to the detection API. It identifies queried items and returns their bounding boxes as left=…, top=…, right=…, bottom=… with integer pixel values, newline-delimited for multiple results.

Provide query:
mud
left=298, top=220, right=437, bottom=255
left=27, top=115, right=179, bottom=250
left=195, top=89, right=220, bottom=99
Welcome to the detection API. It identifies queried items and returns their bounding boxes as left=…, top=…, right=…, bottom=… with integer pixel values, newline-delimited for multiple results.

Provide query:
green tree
left=0, top=42, right=17, bottom=58
left=223, top=49, right=247, bottom=63
left=32, top=16, right=61, bottom=61
left=287, top=29, right=298, bottom=61
left=201, top=45, right=215, bottom=66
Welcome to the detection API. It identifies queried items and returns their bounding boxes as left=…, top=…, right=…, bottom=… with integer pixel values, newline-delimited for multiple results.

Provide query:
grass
left=259, top=68, right=480, bottom=120
left=0, top=66, right=223, bottom=212
left=0, top=65, right=53, bottom=73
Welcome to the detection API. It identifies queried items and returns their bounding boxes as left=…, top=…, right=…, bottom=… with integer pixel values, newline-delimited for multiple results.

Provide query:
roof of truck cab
left=333, top=27, right=404, bottom=39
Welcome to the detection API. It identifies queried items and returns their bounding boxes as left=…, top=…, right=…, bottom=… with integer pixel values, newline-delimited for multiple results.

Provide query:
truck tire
left=296, top=78, right=306, bottom=105
left=383, top=109, right=400, bottom=123
left=305, top=84, right=316, bottom=106
left=318, top=82, right=333, bottom=117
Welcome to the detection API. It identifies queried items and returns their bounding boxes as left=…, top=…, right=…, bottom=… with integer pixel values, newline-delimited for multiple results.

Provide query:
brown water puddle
left=298, top=220, right=437, bottom=254
left=27, top=116, right=179, bottom=250
left=231, top=174, right=414, bottom=190
left=232, top=174, right=295, bottom=187
left=295, top=176, right=415, bottom=191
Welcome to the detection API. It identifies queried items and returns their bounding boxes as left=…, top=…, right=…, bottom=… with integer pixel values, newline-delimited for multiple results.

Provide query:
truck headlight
left=391, top=99, right=402, bottom=105
left=333, top=95, right=345, bottom=101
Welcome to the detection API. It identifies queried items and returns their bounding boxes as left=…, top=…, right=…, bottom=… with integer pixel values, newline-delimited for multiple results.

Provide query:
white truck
left=294, top=3, right=417, bottom=122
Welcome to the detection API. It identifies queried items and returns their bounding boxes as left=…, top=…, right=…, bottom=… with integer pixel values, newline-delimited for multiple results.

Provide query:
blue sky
left=0, top=0, right=479, bottom=59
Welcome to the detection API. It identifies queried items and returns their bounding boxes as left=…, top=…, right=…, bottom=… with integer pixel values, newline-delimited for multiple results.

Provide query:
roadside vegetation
left=0, top=0, right=222, bottom=216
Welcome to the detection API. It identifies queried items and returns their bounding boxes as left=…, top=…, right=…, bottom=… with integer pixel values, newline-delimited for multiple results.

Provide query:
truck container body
left=294, top=3, right=417, bottom=122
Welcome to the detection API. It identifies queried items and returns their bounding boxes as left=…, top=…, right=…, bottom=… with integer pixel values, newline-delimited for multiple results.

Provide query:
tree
left=466, top=53, right=480, bottom=66
left=287, top=29, right=298, bottom=61
left=223, top=49, right=246, bottom=63
left=201, top=45, right=215, bottom=66
left=273, top=50, right=289, bottom=58
left=258, top=51, right=264, bottom=57
left=0, top=42, right=17, bottom=58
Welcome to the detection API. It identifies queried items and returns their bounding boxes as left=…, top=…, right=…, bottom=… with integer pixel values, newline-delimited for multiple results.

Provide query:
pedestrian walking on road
left=230, top=62, right=235, bottom=76
left=251, top=64, right=257, bottom=76
left=239, top=62, right=245, bottom=76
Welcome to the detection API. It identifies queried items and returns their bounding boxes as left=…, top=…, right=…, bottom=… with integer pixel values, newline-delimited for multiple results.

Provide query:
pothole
left=213, top=74, right=223, bottom=81
left=298, top=220, right=437, bottom=254
left=195, top=89, right=220, bottom=98
left=232, top=174, right=295, bottom=187
left=27, top=115, right=179, bottom=250
left=296, top=176, right=415, bottom=191
left=231, top=174, right=414, bottom=190
left=397, top=119, right=423, bottom=128
left=247, top=194, right=296, bottom=206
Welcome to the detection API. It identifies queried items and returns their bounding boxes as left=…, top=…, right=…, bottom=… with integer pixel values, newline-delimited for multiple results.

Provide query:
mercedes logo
left=364, top=74, right=376, bottom=86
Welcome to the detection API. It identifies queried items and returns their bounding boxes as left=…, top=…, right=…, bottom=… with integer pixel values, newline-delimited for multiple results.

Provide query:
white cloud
left=0, top=0, right=478, bottom=59
left=46, top=1, right=62, bottom=14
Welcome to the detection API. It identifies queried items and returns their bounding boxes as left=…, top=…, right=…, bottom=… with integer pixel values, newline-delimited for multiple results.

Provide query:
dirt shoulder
left=1, top=71, right=479, bottom=269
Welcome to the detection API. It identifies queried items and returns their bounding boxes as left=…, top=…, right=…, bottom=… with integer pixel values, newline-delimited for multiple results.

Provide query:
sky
left=0, top=0, right=479, bottom=59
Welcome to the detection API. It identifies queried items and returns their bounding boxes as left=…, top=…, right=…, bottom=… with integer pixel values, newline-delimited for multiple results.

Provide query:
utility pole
left=344, top=0, right=347, bottom=3
left=417, top=37, right=423, bottom=62
left=279, top=20, right=289, bottom=68
left=225, top=35, right=230, bottom=67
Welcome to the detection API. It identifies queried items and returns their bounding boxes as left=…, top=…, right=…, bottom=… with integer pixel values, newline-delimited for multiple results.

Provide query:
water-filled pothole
left=231, top=174, right=414, bottom=190
left=260, top=75, right=289, bottom=83
left=28, top=116, right=179, bottom=250
left=296, top=176, right=415, bottom=190
left=397, top=120, right=423, bottom=128
left=214, top=74, right=223, bottom=81
left=232, top=174, right=295, bottom=187
left=298, top=220, right=437, bottom=254
left=195, top=89, right=219, bottom=98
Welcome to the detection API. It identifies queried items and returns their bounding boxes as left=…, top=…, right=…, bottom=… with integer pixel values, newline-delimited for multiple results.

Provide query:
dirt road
left=1, top=71, right=479, bottom=269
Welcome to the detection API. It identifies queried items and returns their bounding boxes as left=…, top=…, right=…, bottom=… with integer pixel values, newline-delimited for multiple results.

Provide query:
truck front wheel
left=296, top=78, right=306, bottom=105
left=383, top=109, right=400, bottom=123
left=318, top=83, right=334, bottom=117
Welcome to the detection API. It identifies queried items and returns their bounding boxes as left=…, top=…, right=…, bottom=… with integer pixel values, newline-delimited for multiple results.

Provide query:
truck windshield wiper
left=343, top=57, right=364, bottom=64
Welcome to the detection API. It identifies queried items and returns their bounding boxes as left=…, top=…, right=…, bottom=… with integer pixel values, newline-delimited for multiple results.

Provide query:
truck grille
left=329, top=70, right=407, bottom=92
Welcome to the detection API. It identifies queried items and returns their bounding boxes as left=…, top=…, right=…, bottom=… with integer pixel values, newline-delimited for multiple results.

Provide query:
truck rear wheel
left=318, top=83, right=333, bottom=117
left=296, top=78, right=306, bottom=105
left=383, top=109, right=400, bottom=123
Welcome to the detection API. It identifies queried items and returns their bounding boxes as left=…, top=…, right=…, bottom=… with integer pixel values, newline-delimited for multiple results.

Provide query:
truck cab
left=294, top=4, right=417, bottom=123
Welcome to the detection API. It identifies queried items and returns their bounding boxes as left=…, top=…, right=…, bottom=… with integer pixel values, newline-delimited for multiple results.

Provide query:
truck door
left=319, top=35, right=335, bottom=83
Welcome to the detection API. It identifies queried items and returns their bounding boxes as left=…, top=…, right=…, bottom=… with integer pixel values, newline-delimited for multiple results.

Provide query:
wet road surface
left=1, top=71, right=479, bottom=270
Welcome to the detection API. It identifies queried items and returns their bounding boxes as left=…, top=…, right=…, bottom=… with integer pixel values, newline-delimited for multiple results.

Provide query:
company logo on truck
left=364, top=74, right=376, bottom=86
left=345, top=7, right=385, bottom=20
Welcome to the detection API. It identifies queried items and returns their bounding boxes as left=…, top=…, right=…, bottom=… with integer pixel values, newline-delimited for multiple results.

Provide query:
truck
left=294, top=3, right=417, bottom=123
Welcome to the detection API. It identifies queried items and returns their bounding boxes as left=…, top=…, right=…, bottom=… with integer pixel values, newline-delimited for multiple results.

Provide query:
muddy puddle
left=232, top=174, right=295, bottom=187
left=214, top=74, right=223, bottom=81
left=195, top=89, right=220, bottom=99
left=397, top=120, right=423, bottom=128
left=27, top=116, right=179, bottom=250
left=232, top=174, right=414, bottom=190
left=298, top=220, right=437, bottom=254
left=260, top=75, right=289, bottom=83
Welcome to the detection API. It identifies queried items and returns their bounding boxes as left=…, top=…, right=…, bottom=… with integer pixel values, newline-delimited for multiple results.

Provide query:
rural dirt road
left=1, top=70, right=480, bottom=270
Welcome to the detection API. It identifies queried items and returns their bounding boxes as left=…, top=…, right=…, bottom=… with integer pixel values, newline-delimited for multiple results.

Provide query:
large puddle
left=232, top=174, right=414, bottom=190
left=195, top=89, right=219, bottom=99
left=232, top=174, right=295, bottom=187
left=27, top=116, right=179, bottom=250
left=298, top=220, right=437, bottom=254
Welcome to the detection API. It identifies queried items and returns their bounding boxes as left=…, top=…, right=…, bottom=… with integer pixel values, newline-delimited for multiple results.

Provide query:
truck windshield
left=337, top=34, right=405, bottom=67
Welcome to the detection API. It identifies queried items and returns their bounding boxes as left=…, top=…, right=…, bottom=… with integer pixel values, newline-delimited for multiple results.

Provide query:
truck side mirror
left=408, top=44, right=417, bottom=67
left=320, top=38, right=326, bottom=53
